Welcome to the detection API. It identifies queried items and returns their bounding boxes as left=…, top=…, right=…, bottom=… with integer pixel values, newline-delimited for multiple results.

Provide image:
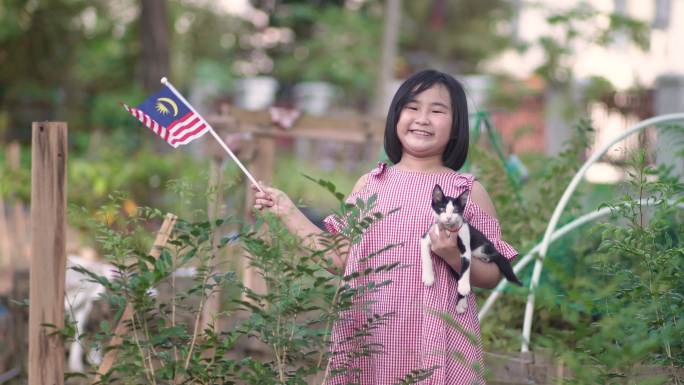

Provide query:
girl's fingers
left=254, top=192, right=274, bottom=202
left=252, top=181, right=281, bottom=211
left=254, top=201, right=273, bottom=209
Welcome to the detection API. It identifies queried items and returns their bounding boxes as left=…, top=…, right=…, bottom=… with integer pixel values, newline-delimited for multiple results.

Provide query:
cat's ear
left=432, top=184, right=445, bottom=204
left=457, top=190, right=469, bottom=207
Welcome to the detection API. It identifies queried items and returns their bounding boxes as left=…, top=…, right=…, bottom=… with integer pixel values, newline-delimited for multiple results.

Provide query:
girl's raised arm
left=251, top=174, right=369, bottom=273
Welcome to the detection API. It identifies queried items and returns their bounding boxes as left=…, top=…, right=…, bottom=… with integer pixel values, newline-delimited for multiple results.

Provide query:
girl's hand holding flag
left=252, top=183, right=297, bottom=218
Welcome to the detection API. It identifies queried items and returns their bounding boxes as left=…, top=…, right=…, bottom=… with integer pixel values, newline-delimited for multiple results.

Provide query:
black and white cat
left=420, top=184, right=522, bottom=313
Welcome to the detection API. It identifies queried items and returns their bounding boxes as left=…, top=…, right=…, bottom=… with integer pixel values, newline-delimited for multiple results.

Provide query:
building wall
left=491, top=95, right=547, bottom=154
left=485, top=0, right=684, bottom=90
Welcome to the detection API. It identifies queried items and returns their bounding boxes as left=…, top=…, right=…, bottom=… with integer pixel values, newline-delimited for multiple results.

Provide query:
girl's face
left=396, top=83, right=454, bottom=161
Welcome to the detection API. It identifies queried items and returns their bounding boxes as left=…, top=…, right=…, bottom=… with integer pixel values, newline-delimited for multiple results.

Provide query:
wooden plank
left=485, top=351, right=533, bottom=384
left=94, top=213, right=177, bottom=383
left=28, top=122, right=67, bottom=385
left=624, top=365, right=684, bottom=381
left=485, top=351, right=684, bottom=384
left=206, top=108, right=384, bottom=144
left=246, top=125, right=379, bottom=143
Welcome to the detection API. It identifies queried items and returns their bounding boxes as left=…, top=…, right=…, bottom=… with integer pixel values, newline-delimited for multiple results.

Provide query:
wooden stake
left=200, top=157, right=223, bottom=331
left=28, top=122, right=67, bottom=385
left=242, top=135, right=274, bottom=296
left=93, top=213, right=177, bottom=383
left=0, top=197, right=10, bottom=278
left=1, top=141, right=27, bottom=293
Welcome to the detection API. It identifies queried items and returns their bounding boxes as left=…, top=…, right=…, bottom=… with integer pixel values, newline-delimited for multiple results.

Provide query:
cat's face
left=431, top=184, right=468, bottom=230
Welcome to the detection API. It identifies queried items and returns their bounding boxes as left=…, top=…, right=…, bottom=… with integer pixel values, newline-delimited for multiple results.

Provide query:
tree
left=401, top=0, right=513, bottom=73
left=0, top=1, right=139, bottom=141
left=140, top=0, right=170, bottom=92
left=252, top=0, right=383, bottom=102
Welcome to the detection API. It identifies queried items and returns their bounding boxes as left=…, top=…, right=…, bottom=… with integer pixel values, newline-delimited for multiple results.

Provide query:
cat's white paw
left=422, top=272, right=435, bottom=286
left=456, top=297, right=468, bottom=314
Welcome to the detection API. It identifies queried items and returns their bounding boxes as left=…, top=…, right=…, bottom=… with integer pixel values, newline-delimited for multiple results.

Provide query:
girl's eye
left=406, top=106, right=418, bottom=111
left=432, top=110, right=445, bottom=114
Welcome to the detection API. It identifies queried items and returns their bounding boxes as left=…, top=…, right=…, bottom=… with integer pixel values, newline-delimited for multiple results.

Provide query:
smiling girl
left=253, top=69, right=518, bottom=384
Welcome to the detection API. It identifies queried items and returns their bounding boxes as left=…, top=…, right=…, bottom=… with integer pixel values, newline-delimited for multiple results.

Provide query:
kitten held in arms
left=420, top=184, right=522, bottom=313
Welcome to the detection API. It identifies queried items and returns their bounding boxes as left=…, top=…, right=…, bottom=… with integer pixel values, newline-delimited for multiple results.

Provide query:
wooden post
left=372, top=0, right=401, bottom=117
left=0, top=196, right=12, bottom=272
left=200, top=157, right=224, bottom=330
left=10, top=269, right=30, bottom=377
left=242, top=135, right=275, bottom=295
left=29, top=122, right=67, bottom=385
left=6, top=141, right=21, bottom=169
left=94, top=213, right=177, bottom=382
left=0, top=141, right=26, bottom=293
left=0, top=197, right=10, bottom=284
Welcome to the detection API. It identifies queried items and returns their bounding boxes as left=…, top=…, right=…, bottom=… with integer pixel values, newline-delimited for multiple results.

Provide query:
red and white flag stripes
left=124, top=105, right=209, bottom=148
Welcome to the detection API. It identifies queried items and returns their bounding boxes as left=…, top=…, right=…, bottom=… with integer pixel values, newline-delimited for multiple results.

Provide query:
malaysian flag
left=124, top=85, right=209, bottom=148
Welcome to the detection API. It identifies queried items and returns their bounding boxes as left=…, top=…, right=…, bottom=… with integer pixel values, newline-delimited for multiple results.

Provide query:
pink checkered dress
left=323, top=163, right=518, bottom=385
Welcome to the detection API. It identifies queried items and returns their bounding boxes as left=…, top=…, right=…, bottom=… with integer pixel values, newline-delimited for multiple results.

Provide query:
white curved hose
left=479, top=200, right=684, bottom=321
left=521, top=113, right=684, bottom=352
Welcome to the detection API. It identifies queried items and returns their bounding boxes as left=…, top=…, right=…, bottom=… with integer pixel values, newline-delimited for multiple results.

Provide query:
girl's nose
left=415, top=112, right=429, bottom=125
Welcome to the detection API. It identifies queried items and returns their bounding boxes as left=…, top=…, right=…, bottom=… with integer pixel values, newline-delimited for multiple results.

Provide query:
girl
left=253, top=69, right=518, bottom=385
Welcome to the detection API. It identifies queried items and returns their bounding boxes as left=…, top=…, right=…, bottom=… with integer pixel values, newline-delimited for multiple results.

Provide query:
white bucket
left=293, top=81, right=337, bottom=116
left=234, top=76, right=278, bottom=110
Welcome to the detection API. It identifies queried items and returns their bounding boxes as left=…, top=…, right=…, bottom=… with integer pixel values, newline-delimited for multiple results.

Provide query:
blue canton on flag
left=124, top=85, right=209, bottom=148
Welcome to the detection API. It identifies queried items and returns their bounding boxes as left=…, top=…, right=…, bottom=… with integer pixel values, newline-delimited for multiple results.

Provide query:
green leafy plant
left=544, top=149, right=684, bottom=384
left=59, top=177, right=451, bottom=385
left=476, top=119, right=684, bottom=383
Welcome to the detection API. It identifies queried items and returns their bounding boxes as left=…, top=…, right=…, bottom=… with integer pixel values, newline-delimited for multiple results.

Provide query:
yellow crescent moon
left=158, top=97, right=179, bottom=116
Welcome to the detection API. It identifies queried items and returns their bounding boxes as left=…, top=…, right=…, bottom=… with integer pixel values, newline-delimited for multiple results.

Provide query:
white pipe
left=521, top=113, right=684, bottom=352
left=479, top=207, right=609, bottom=320
left=479, top=200, right=684, bottom=321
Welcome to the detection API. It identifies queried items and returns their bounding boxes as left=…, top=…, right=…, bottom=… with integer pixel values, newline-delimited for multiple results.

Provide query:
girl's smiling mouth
left=408, top=129, right=433, bottom=136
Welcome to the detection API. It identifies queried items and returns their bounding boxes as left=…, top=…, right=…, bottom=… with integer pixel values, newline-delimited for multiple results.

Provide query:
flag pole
left=160, top=77, right=264, bottom=193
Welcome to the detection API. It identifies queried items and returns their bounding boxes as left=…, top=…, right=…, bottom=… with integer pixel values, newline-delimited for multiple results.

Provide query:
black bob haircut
left=383, top=69, right=469, bottom=171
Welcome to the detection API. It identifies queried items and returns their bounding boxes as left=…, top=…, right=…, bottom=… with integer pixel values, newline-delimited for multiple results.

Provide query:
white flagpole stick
left=160, top=77, right=265, bottom=193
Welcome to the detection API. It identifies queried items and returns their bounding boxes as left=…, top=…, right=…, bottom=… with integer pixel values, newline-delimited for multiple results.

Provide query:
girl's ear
left=432, top=184, right=445, bottom=204
left=457, top=190, right=469, bottom=208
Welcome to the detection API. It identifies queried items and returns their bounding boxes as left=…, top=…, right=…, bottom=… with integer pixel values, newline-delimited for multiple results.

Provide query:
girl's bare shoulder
left=470, top=179, right=498, bottom=218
